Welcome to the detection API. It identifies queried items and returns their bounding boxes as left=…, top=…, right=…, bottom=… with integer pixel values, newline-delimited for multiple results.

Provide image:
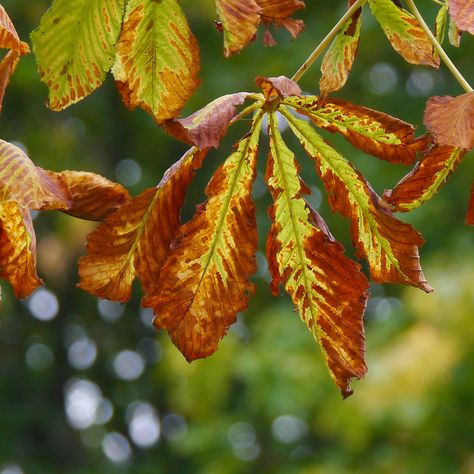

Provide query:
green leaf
left=31, top=0, right=126, bottom=110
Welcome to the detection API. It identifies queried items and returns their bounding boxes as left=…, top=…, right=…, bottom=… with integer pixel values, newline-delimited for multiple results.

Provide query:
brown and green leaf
left=143, top=114, right=263, bottom=361
left=283, top=96, right=429, bottom=164
left=78, top=148, right=207, bottom=303
left=266, top=110, right=368, bottom=397
left=384, top=146, right=465, bottom=212
left=281, top=108, right=432, bottom=292
left=112, top=0, right=200, bottom=124
left=368, top=0, right=439, bottom=68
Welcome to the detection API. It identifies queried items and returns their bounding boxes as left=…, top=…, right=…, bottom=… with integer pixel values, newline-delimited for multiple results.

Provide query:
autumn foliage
left=0, top=0, right=473, bottom=397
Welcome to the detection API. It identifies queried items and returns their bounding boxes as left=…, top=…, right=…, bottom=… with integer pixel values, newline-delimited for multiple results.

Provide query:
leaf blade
left=448, top=0, right=474, bottom=35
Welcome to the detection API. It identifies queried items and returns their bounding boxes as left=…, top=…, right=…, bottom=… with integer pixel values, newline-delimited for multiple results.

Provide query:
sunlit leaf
left=467, top=182, right=474, bottom=225
left=143, top=114, right=263, bottom=361
left=266, top=110, right=368, bottom=397
left=164, top=92, right=255, bottom=148
left=368, top=0, right=439, bottom=67
left=449, top=0, right=474, bottom=35
left=0, top=140, right=70, bottom=210
left=0, top=201, right=41, bottom=298
left=281, top=108, right=432, bottom=292
left=424, top=92, right=474, bottom=150
left=112, top=0, right=200, bottom=124
left=256, top=75, right=302, bottom=101
left=215, top=0, right=261, bottom=57
left=0, top=4, right=29, bottom=54
left=53, top=171, right=131, bottom=221
left=384, top=146, right=465, bottom=211
left=78, top=148, right=207, bottom=302
left=319, top=4, right=362, bottom=97
left=283, top=96, right=429, bottom=164
left=31, top=0, right=125, bottom=110
left=0, top=50, right=20, bottom=112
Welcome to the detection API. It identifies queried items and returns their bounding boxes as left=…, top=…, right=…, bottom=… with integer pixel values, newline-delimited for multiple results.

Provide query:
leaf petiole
left=291, top=0, right=368, bottom=83
left=405, top=0, right=473, bottom=93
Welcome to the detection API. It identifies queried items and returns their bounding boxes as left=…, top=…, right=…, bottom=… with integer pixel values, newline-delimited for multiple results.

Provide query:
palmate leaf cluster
left=0, top=0, right=473, bottom=397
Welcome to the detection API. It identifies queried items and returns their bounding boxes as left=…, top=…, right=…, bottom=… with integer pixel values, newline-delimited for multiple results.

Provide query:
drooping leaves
left=0, top=140, right=70, bottom=211
left=449, top=0, right=474, bottom=35
left=0, top=201, right=42, bottom=299
left=31, top=0, right=126, bottom=110
left=283, top=96, right=429, bottom=164
left=384, top=146, right=465, bottom=212
left=281, top=108, right=432, bottom=292
left=319, top=3, right=362, bottom=97
left=368, top=0, right=439, bottom=68
left=216, top=0, right=305, bottom=56
left=467, top=182, right=474, bottom=225
left=266, top=110, right=368, bottom=397
left=435, top=3, right=449, bottom=46
left=448, top=16, right=463, bottom=47
left=424, top=93, right=474, bottom=150
left=143, top=114, right=262, bottom=361
left=164, top=92, right=256, bottom=148
left=78, top=148, right=207, bottom=303
left=112, top=0, right=200, bottom=124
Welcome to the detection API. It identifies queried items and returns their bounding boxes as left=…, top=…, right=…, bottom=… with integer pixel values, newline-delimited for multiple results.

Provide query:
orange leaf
left=424, top=92, right=474, bottom=150
left=467, top=181, right=474, bottom=226
left=0, top=4, right=29, bottom=54
left=143, top=114, right=262, bottom=361
left=449, top=0, right=474, bottom=34
left=164, top=92, right=253, bottom=148
left=52, top=171, right=131, bottom=221
left=384, top=146, right=465, bottom=212
left=0, top=140, right=71, bottom=210
left=258, top=0, right=305, bottom=44
left=266, top=111, right=368, bottom=397
left=78, top=148, right=207, bottom=302
left=284, top=96, right=429, bottom=164
left=255, top=75, right=302, bottom=101
left=0, top=50, right=20, bottom=112
left=0, top=201, right=42, bottom=299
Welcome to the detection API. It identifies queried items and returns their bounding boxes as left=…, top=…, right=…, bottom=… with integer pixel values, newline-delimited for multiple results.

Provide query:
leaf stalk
left=405, top=0, right=473, bottom=93
left=291, top=0, right=368, bottom=83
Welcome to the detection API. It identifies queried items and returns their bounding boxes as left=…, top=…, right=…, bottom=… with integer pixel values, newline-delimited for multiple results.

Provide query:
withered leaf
left=216, top=0, right=305, bottom=56
left=31, top=0, right=125, bottom=110
left=52, top=170, right=131, bottom=221
left=424, top=93, right=474, bottom=150
left=78, top=148, right=207, bottom=302
left=266, top=110, right=368, bottom=397
left=0, top=201, right=42, bottom=299
left=282, top=108, right=432, bottom=292
left=0, top=4, right=29, bottom=54
left=256, top=75, right=302, bottom=101
left=368, top=0, right=439, bottom=68
left=384, top=146, right=465, bottom=212
left=0, top=140, right=71, bottom=210
left=283, top=96, right=429, bottom=164
left=113, top=0, right=200, bottom=124
left=143, top=114, right=262, bottom=361
left=319, top=4, right=362, bottom=97
left=449, top=0, right=474, bottom=35
left=164, top=92, right=254, bottom=148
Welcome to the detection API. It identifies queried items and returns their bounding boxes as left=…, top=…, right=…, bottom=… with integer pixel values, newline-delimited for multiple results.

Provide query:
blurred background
left=0, top=1, right=473, bottom=473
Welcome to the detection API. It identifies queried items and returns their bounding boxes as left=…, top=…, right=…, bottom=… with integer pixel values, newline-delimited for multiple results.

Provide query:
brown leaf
left=144, top=115, right=262, bottom=361
left=424, top=92, right=474, bottom=150
left=449, top=0, right=474, bottom=34
left=0, top=4, right=29, bottom=54
left=0, top=140, right=71, bottom=210
left=216, top=0, right=262, bottom=57
left=384, top=146, right=465, bottom=212
left=78, top=148, right=207, bottom=302
left=256, top=75, right=302, bottom=101
left=467, top=181, right=474, bottom=225
left=53, top=171, right=131, bottom=221
left=284, top=96, right=429, bottom=164
left=0, top=50, right=20, bottom=112
left=164, top=92, right=252, bottom=148
left=0, top=201, right=42, bottom=298
left=258, top=0, right=305, bottom=39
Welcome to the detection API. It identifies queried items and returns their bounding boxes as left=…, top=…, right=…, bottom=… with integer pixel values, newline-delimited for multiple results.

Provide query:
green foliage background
left=0, top=1, right=473, bottom=473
